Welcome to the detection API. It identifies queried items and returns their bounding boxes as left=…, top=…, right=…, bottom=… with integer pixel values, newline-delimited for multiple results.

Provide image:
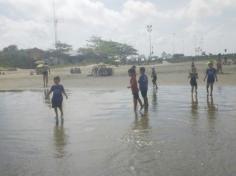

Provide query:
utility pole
left=146, top=25, right=153, bottom=60
left=172, top=33, right=176, bottom=56
left=53, top=0, right=58, bottom=50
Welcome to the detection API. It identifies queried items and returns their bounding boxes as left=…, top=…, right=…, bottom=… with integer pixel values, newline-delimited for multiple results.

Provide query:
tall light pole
left=146, top=25, right=153, bottom=60
left=53, top=0, right=58, bottom=50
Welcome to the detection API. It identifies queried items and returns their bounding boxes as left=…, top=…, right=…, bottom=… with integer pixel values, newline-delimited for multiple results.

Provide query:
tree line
left=0, top=36, right=138, bottom=69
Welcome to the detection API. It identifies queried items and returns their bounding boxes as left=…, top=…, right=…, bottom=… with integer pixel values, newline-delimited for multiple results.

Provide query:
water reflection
left=152, top=89, right=158, bottom=112
left=207, top=96, right=217, bottom=119
left=53, top=125, right=67, bottom=158
left=191, top=95, right=198, bottom=118
left=132, top=109, right=152, bottom=149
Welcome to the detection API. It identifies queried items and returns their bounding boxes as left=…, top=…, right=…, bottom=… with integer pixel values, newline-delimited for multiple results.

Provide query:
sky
left=0, top=0, right=236, bottom=56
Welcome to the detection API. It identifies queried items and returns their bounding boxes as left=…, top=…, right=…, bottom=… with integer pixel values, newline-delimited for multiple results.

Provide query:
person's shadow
left=53, top=125, right=67, bottom=158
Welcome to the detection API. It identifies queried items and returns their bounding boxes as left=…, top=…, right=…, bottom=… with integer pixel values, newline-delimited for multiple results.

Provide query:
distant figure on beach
left=216, top=54, right=223, bottom=74
left=128, top=68, right=143, bottom=112
left=47, top=76, right=68, bottom=125
left=138, top=67, right=149, bottom=108
left=42, top=63, right=50, bottom=87
left=151, top=67, right=158, bottom=90
left=204, top=61, right=218, bottom=97
left=188, top=63, right=198, bottom=96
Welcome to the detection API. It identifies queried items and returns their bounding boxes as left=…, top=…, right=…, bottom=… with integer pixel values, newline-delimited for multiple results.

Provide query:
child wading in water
left=138, top=67, right=149, bottom=108
left=151, top=67, right=158, bottom=90
left=204, top=61, right=218, bottom=97
left=188, top=63, right=198, bottom=96
left=128, top=68, right=143, bottom=112
left=48, top=76, right=68, bottom=124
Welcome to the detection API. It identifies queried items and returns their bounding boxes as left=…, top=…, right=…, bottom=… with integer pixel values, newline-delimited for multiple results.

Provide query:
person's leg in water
left=210, top=83, right=214, bottom=97
left=45, top=74, right=48, bottom=87
left=43, top=74, right=46, bottom=87
left=195, top=84, right=198, bottom=95
left=58, top=106, right=64, bottom=124
left=191, top=85, right=194, bottom=95
left=133, top=97, right=138, bottom=112
left=54, top=107, right=59, bottom=125
left=206, top=82, right=210, bottom=96
left=137, top=97, right=143, bottom=111
left=141, top=91, right=149, bottom=108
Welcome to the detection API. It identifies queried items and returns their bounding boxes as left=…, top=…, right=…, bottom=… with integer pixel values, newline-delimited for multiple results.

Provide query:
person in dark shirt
left=47, top=76, right=68, bottom=124
left=128, top=68, right=143, bottom=112
left=151, top=67, right=158, bottom=90
left=188, top=64, right=198, bottom=96
left=204, top=61, right=218, bottom=97
left=138, top=67, right=149, bottom=108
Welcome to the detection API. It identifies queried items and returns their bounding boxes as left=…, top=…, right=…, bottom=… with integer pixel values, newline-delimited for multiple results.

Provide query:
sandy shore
left=0, top=61, right=236, bottom=91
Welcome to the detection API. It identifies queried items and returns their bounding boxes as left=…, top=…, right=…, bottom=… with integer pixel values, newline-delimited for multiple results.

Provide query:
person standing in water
left=128, top=68, right=143, bottom=112
left=188, top=63, right=198, bottom=96
left=204, top=61, right=218, bottom=97
left=42, top=63, right=50, bottom=87
left=47, top=76, right=68, bottom=125
left=151, top=67, right=158, bottom=90
left=138, top=67, right=149, bottom=108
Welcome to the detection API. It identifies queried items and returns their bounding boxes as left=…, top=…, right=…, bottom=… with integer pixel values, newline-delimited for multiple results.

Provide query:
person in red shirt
left=128, top=68, right=143, bottom=112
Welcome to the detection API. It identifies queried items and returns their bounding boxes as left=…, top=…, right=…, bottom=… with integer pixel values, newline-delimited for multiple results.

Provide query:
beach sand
left=0, top=61, right=235, bottom=90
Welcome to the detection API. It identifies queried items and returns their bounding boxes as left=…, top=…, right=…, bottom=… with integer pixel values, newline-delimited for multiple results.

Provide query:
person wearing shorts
left=189, top=65, right=198, bottom=96
left=47, top=76, right=68, bottom=125
left=204, top=62, right=218, bottom=97
left=151, top=67, right=158, bottom=90
left=138, top=67, right=149, bottom=108
left=128, top=68, right=143, bottom=112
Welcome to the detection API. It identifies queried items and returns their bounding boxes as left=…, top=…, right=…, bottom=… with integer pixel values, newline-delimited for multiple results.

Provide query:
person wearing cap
left=204, top=61, right=218, bottom=97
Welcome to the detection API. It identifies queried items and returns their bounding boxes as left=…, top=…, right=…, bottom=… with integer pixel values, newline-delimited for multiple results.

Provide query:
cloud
left=0, top=0, right=235, bottom=55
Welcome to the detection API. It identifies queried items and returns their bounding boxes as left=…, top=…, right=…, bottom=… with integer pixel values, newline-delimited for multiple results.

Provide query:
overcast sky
left=0, top=0, right=235, bottom=56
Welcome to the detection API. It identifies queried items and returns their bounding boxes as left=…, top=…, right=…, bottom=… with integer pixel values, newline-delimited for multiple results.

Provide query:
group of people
left=46, top=61, right=219, bottom=124
left=188, top=61, right=218, bottom=97
left=127, top=65, right=157, bottom=112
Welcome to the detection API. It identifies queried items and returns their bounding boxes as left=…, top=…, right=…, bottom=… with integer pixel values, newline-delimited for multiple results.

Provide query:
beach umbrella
left=37, top=64, right=44, bottom=68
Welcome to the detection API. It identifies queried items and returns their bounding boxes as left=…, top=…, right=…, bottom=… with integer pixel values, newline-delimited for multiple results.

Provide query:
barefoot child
left=128, top=68, right=143, bottom=112
left=188, top=64, right=198, bottom=96
left=204, top=61, right=218, bottom=97
left=151, top=67, right=158, bottom=90
left=47, top=76, right=68, bottom=124
left=138, top=67, right=149, bottom=108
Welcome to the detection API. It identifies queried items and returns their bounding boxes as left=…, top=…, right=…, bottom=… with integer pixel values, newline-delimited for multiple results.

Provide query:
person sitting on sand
left=188, top=64, right=198, bottom=96
left=204, top=61, right=218, bottom=97
left=42, top=63, right=50, bottom=87
left=128, top=68, right=143, bottom=112
left=47, top=76, right=68, bottom=125
left=138, top=67, right=149, bottom=108
left=151, top=67, right=158, bottom=90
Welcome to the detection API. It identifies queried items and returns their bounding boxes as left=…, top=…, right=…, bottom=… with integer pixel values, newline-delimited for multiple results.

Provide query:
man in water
left=42, top=63, right=50, bottom=87
left=138, top=67, right=149, bottom=108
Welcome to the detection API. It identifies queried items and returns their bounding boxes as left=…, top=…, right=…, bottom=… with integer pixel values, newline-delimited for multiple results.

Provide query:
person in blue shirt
left=138, top=67, right=149, bottom=108
left=47, top=76, right=68, bottom=124
left=204, top=61, right=218, bottom=97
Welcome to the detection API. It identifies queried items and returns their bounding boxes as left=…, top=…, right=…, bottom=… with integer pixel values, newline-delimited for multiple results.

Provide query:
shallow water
left=0, top=86, right=236, bottom=176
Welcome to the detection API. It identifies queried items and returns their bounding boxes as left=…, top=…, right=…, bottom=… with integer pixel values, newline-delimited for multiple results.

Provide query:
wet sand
left=0, top=86, right=236, bottom=176
left=0, top=61, right=236, bottom=90
left=0, top=62, right=236, bottom=176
